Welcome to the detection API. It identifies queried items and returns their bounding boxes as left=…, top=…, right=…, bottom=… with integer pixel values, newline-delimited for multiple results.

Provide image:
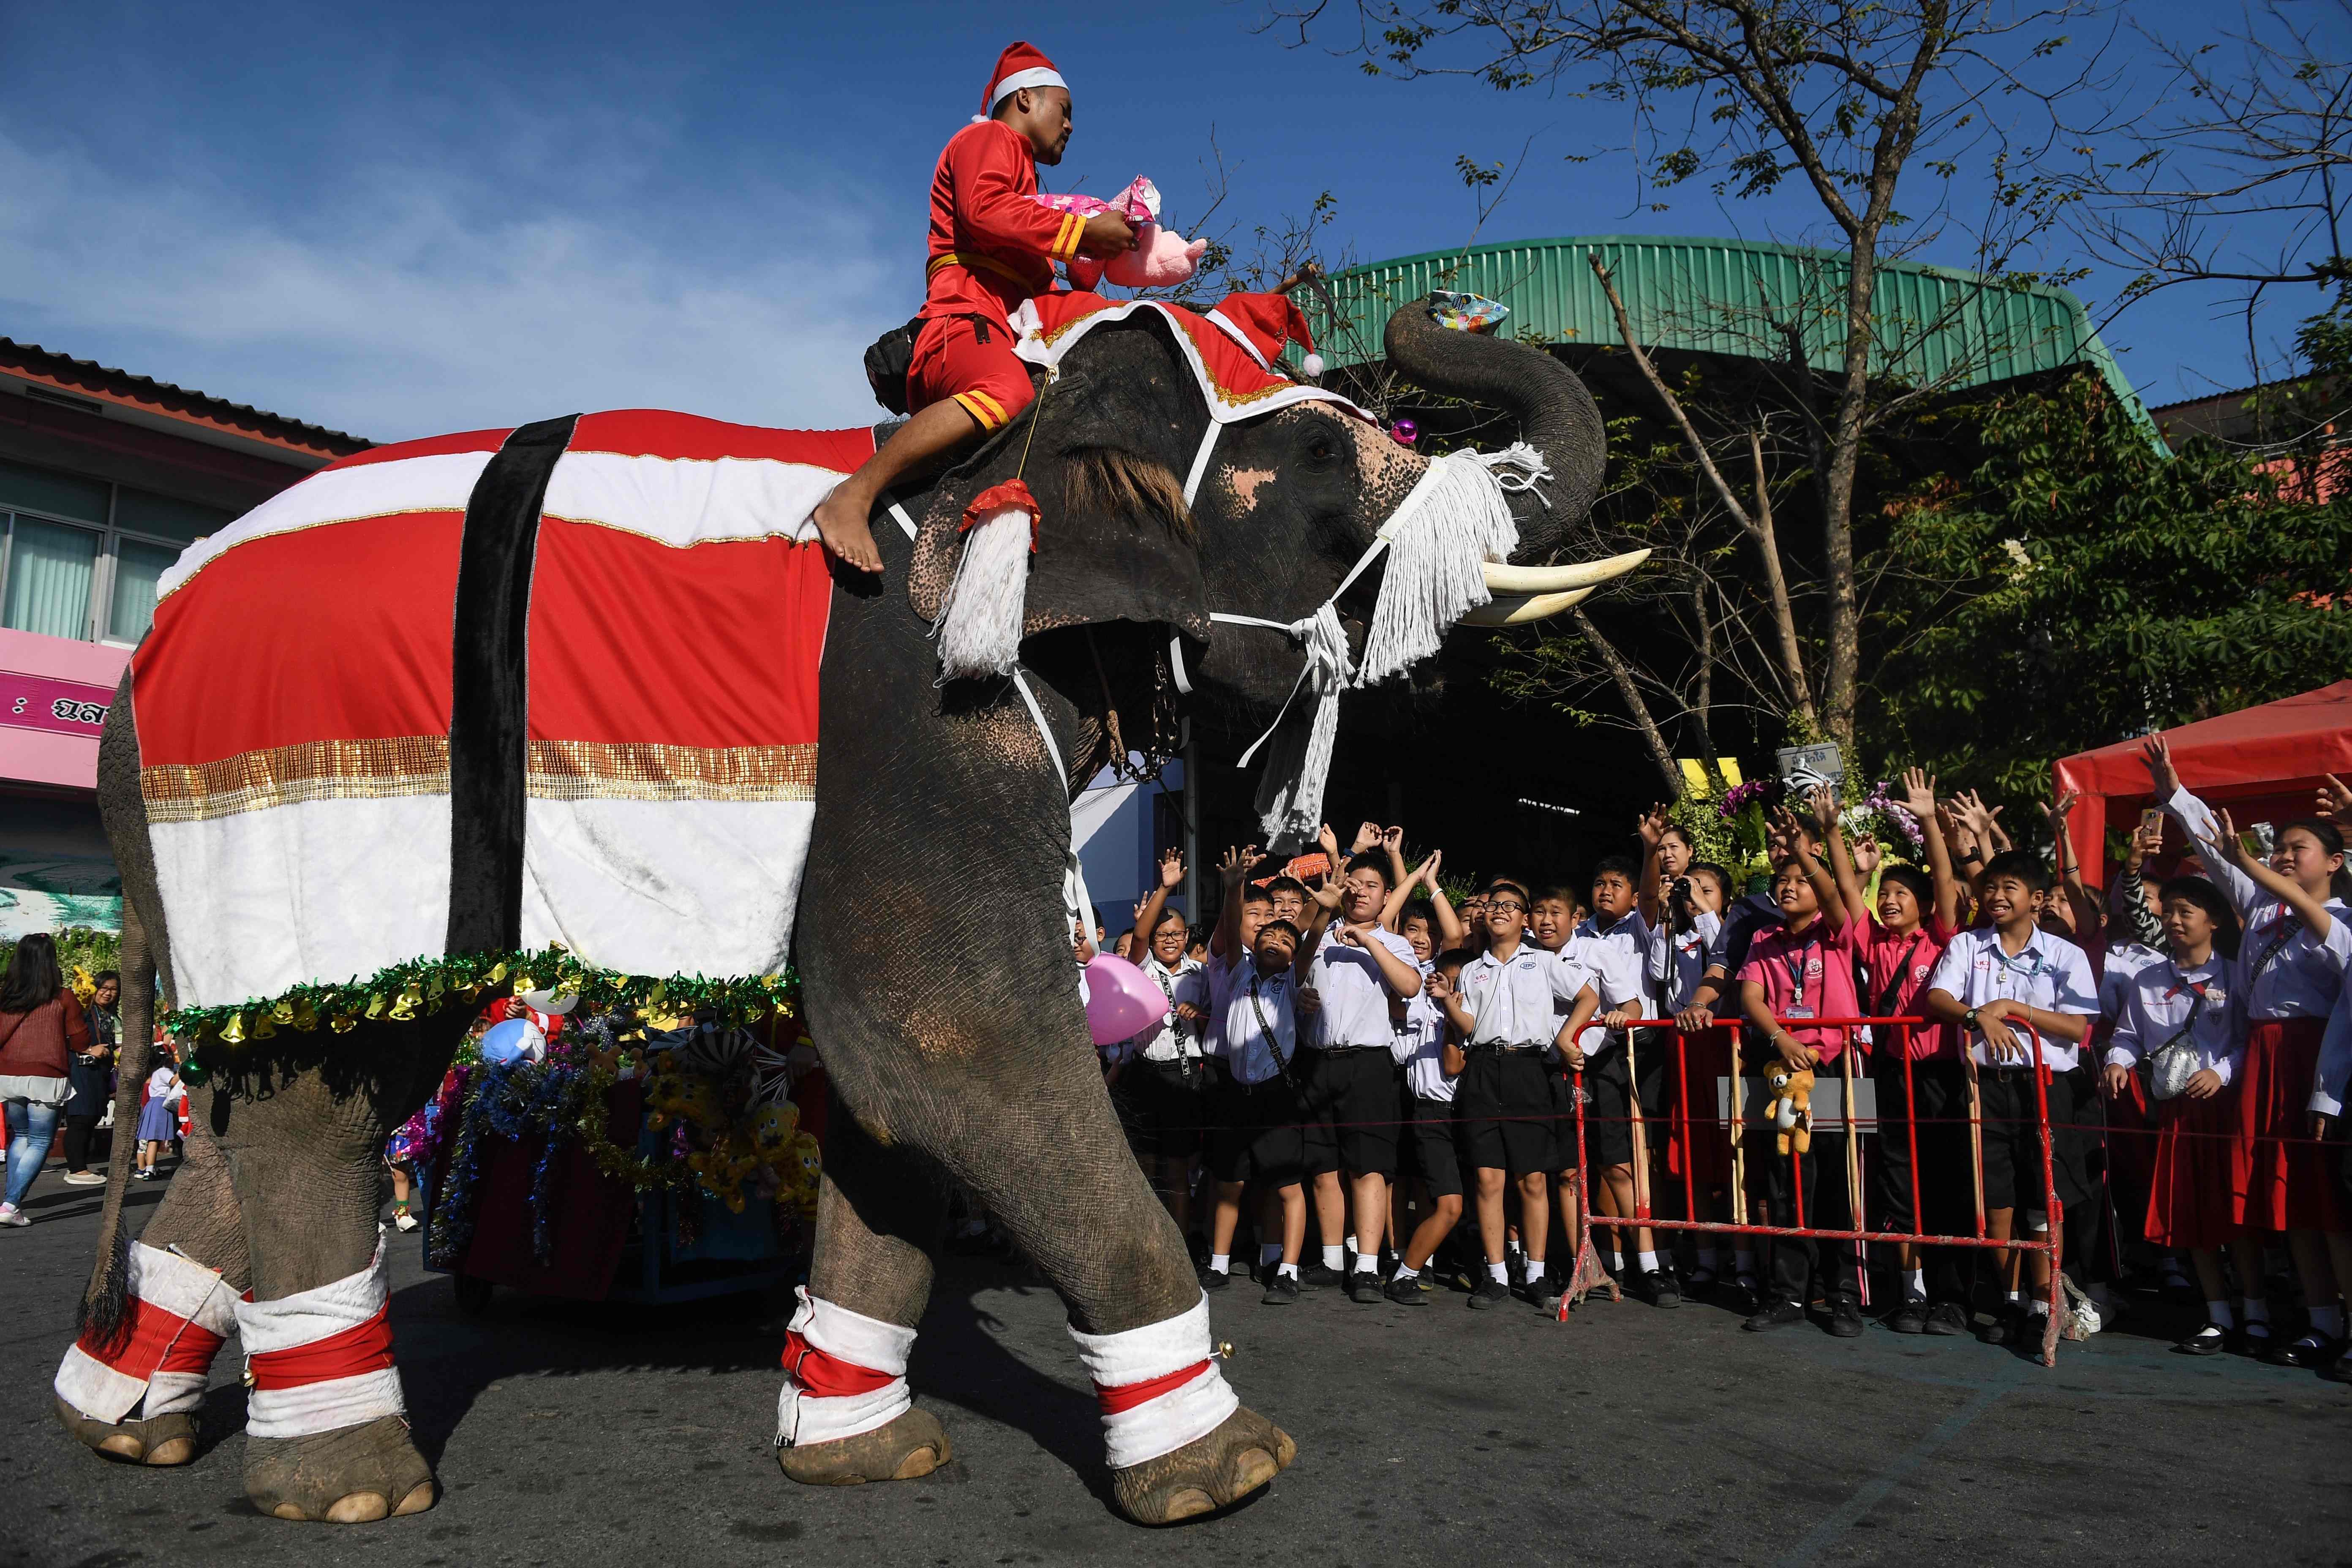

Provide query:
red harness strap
left=779, top=1331, right=899, bottom=1399
left=1094, top=1360, right=1210, bottom=1416
left=75, top=1297, right=225, bottom=1381
left=247, top=1303, right=395, bottom=1391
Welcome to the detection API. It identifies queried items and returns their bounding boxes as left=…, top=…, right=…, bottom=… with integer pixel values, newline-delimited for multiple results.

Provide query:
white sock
left=1734, top=1248, right=1757, bottom=1275
left=1393, top=1262, right=1419, bottom=1282
left=2207, top=1299, right=2235, bottom=1329
left=1906, top=1267, right=1925, bottom=1298
left=2311, top=1304, right=2346, bottom=1337
left=1209, top=1254, right=1230, bottom=1275
left=1260, top=1243, right=1282, bottom=1267
left=1345, top=1235, right=1359, bottom=1255
left=1277, top=1262, right=1298, bottom=1280
left=1322, top=1245, right=1344, bottom=1271
left=1488, top=1261, right=1510, bottom=1284
left=2029, top=1296, right=2050, bottom=1316
left=1354, top=1252, right=1380, bottom=1273
left=1638, top=1250, right=1660, bottom=1273
left=2008, top=1288, right=2023, bottom=1305
left=1608, top=1249, right=1625, bottom=1271
left=2243, top=1297, right=2271, bottom=1324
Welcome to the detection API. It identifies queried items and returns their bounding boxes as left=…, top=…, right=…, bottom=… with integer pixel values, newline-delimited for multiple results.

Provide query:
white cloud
left=0, top=131, right=900, bottom=442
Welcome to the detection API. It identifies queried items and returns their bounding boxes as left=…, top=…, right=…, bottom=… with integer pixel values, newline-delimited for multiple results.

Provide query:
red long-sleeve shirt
left=923, top=120, right=1084, bottom=323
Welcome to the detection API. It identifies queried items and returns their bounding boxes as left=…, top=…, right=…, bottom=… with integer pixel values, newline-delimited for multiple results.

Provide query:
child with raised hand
left=1387, top=926, right=1470, bottom=1305
left=1922, top=850, right=2101, bottom=1348
left=1824, top=771, right=1966, bottom=1333
left=1558, top=858, right=1667, bottom=1304
left=2101, top=875, right=2255, bottom=1355
left=2167, top=780, right=2352, bottom=1371
left=1438, top=885, right=1593, bottom=1311
left=1647, top=859, right=1732, bottom=1291
left=1199, top=843, right=1312, bottom=1301
left=1121, top=849, right=1210, bottom=1239
left=1735, top=809, right=1868, bottom=1337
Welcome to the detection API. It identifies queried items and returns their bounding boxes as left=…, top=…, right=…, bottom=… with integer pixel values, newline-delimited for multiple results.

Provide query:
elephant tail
left=76, top=902, right=154, bottom=1352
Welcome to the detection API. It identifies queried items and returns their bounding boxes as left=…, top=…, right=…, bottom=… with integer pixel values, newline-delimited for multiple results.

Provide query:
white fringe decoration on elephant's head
left=1247, top=442, right=1547, bottom=850
left=934, top=479, right=1040, bottom=680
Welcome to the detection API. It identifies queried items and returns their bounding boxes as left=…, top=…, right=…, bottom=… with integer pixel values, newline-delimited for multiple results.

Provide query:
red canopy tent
left=2054, top=680, right=2352, bottom=885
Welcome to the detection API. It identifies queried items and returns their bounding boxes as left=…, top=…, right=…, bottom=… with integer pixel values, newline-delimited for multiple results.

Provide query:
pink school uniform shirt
left=1738, top=920, right=1864, bottom=1062
left=1853, top=910, right=1957, bottom=1060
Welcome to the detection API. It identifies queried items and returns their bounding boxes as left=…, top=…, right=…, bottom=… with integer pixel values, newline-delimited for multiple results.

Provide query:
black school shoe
left=1297, top=1260, right=1343, bottom=1290
left=1743, top=1298, right=1807, bottom=1332
left=1827, top=1297, right=1866, bottom=1338
left=2175, top=1321, right=2229, bottom=1356
left=1977, top=1305, right=2023, bottom=1346
left=1198, top=1263, right=1233, bottom=1292
left=1719, top=1277, right=1761, bottom=1317
left=1886, top=1296, right=1930, bottom=1335
left=2324, top=1350, right=2352, bottom=1384
left=1467, top=1277, right=1511, bottom=1310
left=1643, top=1269, right=1682, bottom=1309
left=1348, top=1269, right=1387, bottom=1304
left=1385, top=1272, right=1429, bottom=1306
left=1923, top=1301, right=1971, bottom=1336
left=1261, top=1272, right=1300, bottom=1305
left=2263, top=1332, right=2346, bottom=1369
left=1520, top=1271, right=1563, bottom=1314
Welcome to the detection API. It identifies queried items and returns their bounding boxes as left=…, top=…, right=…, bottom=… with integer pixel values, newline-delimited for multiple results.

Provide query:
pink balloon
left=1083, top=954, right=1171, bottom=1047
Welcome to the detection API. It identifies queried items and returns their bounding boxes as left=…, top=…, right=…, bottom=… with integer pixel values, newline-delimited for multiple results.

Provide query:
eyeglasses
left=1488, top=900, right=1527, bottom=914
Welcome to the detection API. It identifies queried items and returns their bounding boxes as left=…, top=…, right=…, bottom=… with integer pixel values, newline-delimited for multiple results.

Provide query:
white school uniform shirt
left=2103, top=953, right=2244, bottom=1086
left=1646, top=909, right=1723, bottom=1014
left=1457, top=942, right=1585, bottom=1048
left=1307, top=924, right=1421, bottom=1049
left=2312, top=980, right=2352, bottom=1117
left=1923, top=926, right=2100, bottom=1070
left=1119, top=955, right=1209, bottom=1066
left=2098, top=940, right=2166, bottom=1024
left=2165, top=785, right=2352, bottom=1020
left=1213, top=954, right=1297, bottom=1087
left=1564, top=909, right=1652, bottom=1057
left=1397, top=959, right=1459, bottom=1102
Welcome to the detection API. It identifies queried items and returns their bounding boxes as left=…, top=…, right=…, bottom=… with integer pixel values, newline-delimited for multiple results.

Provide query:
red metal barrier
left=1558, top=1014, right=2065, bottom=1366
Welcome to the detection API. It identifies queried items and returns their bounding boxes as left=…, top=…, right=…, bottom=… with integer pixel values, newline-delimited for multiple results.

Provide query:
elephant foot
left=245, top=1414, right=435, bottom=1522
left=1110, top=1405, right=1295, bottom=1525
left=778, top=1406, right=952, bottom=1486
left=54, top=1394, right=201, bottom=1466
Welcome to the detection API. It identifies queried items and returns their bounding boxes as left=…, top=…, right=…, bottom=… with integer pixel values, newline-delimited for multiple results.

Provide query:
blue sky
left=2, top=0, right=2338, bottom=441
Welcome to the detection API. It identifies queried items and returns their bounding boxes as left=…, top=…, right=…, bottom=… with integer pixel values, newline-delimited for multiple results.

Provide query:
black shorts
left=1116, top=1057, right=1207, bottom=1161
left=1207, top=1075, right=1306, bottom=1187
left=1977, top=1064, right=2091, bottom=1213
left=1402, top=1093, right=1464, bottom=1200
left=1583, top=1047, right=1641, bottom=1169
left=1454, top=1049, right=1557, bottom=1177
left=1296, top=1048, right=1400, bottom=1178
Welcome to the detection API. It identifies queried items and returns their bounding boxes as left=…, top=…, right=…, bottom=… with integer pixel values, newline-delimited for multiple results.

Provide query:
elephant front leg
left=777, top=1098, right=952, bottom=1486
left=220, top=1067, right=433, bottom=1523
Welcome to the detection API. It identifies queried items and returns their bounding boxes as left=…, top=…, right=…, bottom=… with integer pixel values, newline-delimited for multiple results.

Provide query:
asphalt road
left=7, top=1157, right=2349, bottom=1568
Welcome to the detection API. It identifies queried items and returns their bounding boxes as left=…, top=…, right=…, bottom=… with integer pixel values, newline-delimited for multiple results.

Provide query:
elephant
left=50, top=294, right=1627, bottom=1527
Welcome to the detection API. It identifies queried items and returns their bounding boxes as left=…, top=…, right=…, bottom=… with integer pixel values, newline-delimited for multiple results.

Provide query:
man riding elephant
left=51, top=288, right=1631, bottom=1527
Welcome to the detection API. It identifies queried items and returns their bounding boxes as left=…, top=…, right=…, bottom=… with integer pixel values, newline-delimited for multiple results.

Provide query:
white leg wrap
left=1069, top=1294, right=1239, bottom=1470
left=776, top=1286, right=915, bottom=1447
left=54, top=1241, right=240, bottom=1424
left=236, top=1231, right=405, bottom=1441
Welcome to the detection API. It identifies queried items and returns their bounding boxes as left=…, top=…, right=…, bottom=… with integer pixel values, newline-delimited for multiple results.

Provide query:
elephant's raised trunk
left=1382, top=296, right=1606, bottom=564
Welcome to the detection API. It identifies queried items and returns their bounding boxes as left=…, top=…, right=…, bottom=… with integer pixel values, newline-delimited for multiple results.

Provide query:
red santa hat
left=982, top=41, right=1067, bottom=115
left=1207, top=291, right=1324, bottom=379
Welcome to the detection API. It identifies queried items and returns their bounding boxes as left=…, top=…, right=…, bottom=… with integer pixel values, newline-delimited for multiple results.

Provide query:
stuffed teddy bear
left=1761, top=1060, right=1815, bottom=1156
left=1034, top=176, right=1206, bottom=290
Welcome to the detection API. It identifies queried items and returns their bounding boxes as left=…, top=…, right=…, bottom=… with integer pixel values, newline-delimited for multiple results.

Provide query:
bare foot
left=812, top=488, right=884, bottom=574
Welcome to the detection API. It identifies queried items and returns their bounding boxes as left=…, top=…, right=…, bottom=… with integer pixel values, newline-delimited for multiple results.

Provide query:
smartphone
left=2138, top=807, right=2164, bottom=841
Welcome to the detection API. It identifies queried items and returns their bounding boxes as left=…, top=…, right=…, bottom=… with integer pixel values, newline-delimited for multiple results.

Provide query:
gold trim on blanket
left=525, top=740, right=817, bottom=802
left=142, top=737, right=452, bottom=822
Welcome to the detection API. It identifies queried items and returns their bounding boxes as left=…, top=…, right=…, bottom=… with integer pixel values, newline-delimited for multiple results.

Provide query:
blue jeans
left=5, top=1098, right=62, bottom=1208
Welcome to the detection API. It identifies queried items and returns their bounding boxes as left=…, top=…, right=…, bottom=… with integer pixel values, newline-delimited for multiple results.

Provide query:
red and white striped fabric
left=1068, top=1294, right=1238, bottom=1470
left=54, top=1241, right=241, bottom=1424
left=236, top=1233, right=404, bottom=1441
left=133, top=411, right=860, bottom=1013
left=775, top=1286, right=916, bottom=1447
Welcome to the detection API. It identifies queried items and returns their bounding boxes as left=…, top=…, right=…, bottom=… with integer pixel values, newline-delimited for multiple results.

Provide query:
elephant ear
left=907, top=370, right=1213, bottom=659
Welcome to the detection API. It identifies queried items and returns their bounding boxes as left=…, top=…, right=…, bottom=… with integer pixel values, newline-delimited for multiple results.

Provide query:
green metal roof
left=1313, top=234, right=2159, bottom=443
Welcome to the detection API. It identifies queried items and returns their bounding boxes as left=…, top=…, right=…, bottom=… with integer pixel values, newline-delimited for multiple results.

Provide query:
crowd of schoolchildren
left=1078, top=738, right=2352, bottom=1384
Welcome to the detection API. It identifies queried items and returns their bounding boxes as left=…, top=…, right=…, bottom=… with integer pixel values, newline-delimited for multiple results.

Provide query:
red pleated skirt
left=2232, top=1018, right=2346, bottom=1234
left=2144, top=1088, right=2240, bottom=1250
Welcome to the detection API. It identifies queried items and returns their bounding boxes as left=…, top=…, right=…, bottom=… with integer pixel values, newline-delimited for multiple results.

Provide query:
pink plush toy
left=1034, top=176, right=1207, bottom=290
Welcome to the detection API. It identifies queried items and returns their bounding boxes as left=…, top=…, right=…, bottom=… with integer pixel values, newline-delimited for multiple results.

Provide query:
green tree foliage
left=1870, top=370, right=2352, bottom=808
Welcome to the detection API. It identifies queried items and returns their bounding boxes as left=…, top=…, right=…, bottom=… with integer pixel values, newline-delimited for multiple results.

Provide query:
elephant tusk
left=1479, top=548, right=1652, bottom=596
left=1459, top=588, right=1594, bottom=626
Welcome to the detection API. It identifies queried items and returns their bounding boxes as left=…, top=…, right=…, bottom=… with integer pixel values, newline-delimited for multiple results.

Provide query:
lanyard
left=1873, top=931, right=1929, bottom=1017
left=1988, top=940, right=2047, bottom=1000
left=1782, top=936, right=1821, bottom=1010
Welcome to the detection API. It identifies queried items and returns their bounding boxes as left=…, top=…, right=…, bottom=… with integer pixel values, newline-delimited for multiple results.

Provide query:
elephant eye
left=1306, top=438, right=1336, bottom=465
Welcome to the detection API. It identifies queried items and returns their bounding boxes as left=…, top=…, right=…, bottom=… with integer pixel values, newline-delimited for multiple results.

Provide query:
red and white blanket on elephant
left=133, top=411, right=861, bottom=1013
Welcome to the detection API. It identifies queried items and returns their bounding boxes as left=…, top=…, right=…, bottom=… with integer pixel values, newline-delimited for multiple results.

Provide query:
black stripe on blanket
left=446, top=414, right=578, bottom=957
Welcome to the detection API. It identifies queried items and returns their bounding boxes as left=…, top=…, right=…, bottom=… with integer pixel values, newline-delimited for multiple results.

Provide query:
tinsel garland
left=164, top=945, right=796, bottom=1057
